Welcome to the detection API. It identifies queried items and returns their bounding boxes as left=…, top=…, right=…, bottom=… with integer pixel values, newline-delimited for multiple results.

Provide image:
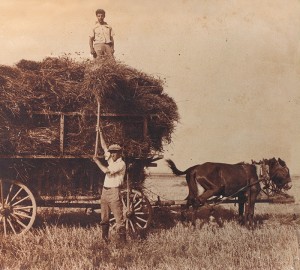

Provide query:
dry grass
left=0, top=217, right=298, bottom=270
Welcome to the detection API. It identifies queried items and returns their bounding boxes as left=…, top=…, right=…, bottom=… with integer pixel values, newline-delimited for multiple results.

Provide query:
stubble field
left=0, top=174, right=299, bottom=270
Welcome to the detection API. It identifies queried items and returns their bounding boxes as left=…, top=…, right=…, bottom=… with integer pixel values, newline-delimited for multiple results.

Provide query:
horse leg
left=191, top=205, right=198, bottom=227
left=196, top=176, right=224, bottom=205
left=180, top=204, right=188, bottom=222
left=245, top=193, right=255, bottom=229
left=242, top=189, right=250, bottom=226
left=247, top=183, right=260, bottom=229
left=181, top=195, right=193, bottom=223
left=184, top=172, right=199, bottom=225
left=238, top=192, right=247, bottom=224
left=244, top=179, right=260, bottom=229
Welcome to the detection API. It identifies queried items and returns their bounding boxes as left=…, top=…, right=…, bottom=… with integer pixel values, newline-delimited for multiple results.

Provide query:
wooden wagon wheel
left=110, top=189, right=152, bottom=237
left=0, top=179, right=37, bottom=236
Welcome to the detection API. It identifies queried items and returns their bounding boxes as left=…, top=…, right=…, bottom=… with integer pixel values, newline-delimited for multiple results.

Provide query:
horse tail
left=166, top=159, right=188, bottom=176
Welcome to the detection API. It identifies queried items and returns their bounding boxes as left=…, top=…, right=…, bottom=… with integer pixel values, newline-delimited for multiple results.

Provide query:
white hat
left=108, top=144, right=122, bottom=152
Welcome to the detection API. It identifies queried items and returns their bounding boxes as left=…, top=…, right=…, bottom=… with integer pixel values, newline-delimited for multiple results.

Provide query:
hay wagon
left=0, top=102, right=295, bottom=236
left=0, top=102, right=164, bottom=236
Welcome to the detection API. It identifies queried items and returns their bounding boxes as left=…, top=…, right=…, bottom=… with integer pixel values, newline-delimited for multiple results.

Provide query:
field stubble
left=0, top=174, right=299, bottom=270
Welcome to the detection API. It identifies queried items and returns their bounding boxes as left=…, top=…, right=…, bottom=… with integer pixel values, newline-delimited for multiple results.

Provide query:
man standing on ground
left=89, top=9, right=115, bottom=61
left=92, top=129, right=126, bottom=244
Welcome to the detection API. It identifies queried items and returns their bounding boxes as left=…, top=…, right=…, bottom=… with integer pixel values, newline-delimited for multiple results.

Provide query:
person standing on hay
left=89, top=9, right=115, bottom=61
left=92, top=129, right=126, bottom=245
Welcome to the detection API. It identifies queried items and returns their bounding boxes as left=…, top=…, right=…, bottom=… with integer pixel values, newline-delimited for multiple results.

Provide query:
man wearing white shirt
left=89, top=9, right=115, bottom=61
left=93, top=130, right=126, bottom=244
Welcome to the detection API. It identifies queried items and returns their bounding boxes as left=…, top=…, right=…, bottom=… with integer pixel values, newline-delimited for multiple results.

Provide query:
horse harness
left=208, top=162, right=270, bottom=206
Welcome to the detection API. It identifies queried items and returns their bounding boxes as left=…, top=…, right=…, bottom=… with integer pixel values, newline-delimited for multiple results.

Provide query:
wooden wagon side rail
left=0, top=111, right=160, bottom=159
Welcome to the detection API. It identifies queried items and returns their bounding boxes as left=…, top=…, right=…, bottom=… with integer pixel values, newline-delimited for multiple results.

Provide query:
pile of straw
left=0, top=57, right=179, bottom=158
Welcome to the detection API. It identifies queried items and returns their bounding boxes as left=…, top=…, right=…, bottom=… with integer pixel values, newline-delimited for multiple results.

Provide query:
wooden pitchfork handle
left=94, top=100, right=101, bottom=157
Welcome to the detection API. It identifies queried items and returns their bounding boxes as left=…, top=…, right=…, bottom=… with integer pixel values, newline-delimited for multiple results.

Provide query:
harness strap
left=212, top=178, right=263, bottom=205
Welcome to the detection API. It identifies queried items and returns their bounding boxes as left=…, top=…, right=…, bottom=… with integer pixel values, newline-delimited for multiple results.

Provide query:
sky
left=0, top=0, right=300, bottom=174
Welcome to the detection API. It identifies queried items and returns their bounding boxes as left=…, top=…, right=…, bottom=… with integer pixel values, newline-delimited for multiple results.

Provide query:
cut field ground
left=0, top=213, right=298, bottom=270
left=0, top=174, right=299, bottom=270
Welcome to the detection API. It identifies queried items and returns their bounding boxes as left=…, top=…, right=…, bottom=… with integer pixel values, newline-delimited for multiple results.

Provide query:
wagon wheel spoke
left=135, top=221, right=143, bottom=229
left=134, top=198, right=142, bottom=208
left=109, top=217, right=116, bottom=223
left=11, top=213, right=28, bottom=229
left=132, top=193, right=138, bottom=202
left=0, top=180, right=6, bottom=236
left=134, top=205, right=143, bottom=211
left=5, top=184, right=13, bottom=205
left=12, top=195, right=31, bottom=207
left=129, top=219, right=136, bottom=233
left=7, top=217, right=17, bottom=235
left=125, top=218, right=129, bottom=231
left=135, top=215, right=148, bottom=227
left=7, top=186, right=24, bottom=205
left=121, top=195, right=125, bottom=206
left=13, top=210, right=33, bottom=219
left=109, top=217, right=117, bottom=230
left=3, top=216, right=7, bottom=236
left=13, top=206, right=34, bottom=211
left=0, top=179, right=36, bottom=236
left=134, top=211, right=147, bottom=215
left=0, top=180, right=4, bottom=206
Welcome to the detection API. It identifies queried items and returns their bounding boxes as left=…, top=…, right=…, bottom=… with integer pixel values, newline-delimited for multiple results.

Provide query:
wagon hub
left=125, top=209, right=134, bottom=218
left=0, top=204, right=12, bottom=217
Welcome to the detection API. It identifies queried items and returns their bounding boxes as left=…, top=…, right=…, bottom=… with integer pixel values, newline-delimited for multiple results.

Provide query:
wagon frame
left=0, top=104, right=163, bottom=236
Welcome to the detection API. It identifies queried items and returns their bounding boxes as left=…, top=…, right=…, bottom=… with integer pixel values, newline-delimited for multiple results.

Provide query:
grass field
left=0, top=174, right=299, bottom=270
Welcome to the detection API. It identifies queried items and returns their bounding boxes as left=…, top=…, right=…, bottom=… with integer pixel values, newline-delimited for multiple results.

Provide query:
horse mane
left=278, top=158, right=287, bottom=167
left=264, top=157, right=287, bottom=168
left=236, top=161, right=248, bottom=165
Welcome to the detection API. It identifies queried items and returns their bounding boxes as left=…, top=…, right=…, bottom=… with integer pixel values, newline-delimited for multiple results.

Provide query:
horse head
left=265, top=157, right=292, bottom=190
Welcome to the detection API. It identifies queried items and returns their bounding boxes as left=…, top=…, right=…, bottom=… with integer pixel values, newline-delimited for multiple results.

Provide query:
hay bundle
left=0, top=57, right=179, bottom=158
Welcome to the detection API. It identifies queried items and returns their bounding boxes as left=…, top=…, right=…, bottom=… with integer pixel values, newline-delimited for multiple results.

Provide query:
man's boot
left=101, top=224, right=109, bottom=244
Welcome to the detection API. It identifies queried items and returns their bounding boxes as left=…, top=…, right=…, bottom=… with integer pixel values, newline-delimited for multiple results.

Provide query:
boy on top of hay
left=89, top=9, right=115, bottom=61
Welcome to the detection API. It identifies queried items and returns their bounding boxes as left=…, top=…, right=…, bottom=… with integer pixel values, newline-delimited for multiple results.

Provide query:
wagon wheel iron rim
left=0, top=179, right=37, bottom=236
left=109, top=189, right=152, bottom=237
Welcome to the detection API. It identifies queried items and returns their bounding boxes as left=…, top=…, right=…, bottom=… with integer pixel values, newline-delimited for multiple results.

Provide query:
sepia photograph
left=0, top=0, right=299, bottom=269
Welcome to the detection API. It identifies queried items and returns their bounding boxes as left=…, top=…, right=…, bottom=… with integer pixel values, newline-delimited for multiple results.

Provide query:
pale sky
left=0, top=0, right=300, bottom=174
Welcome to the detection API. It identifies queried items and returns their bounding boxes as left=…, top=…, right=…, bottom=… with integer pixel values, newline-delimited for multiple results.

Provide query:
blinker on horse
left=166, top=158, right=292, bottom=228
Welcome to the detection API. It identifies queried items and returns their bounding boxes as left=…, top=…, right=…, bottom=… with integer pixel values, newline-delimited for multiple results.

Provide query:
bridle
left=254, top=159, right=289, bottom=195
left=268, top=160, right=289, bottom=179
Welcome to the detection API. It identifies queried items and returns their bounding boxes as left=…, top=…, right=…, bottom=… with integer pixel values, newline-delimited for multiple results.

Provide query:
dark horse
left=166, top=158, right=292, bottom=227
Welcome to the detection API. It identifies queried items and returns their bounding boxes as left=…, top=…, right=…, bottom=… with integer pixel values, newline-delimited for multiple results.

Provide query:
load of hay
left=0, top=57, right=179, bottom=194
left=0, top=57, right=179, bottom=158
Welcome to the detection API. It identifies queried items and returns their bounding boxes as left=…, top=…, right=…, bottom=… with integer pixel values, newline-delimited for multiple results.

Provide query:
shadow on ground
left=33, top=208, right=101, bottom=229
left=33, top=203, right=297, bottom=233
left=151, top=204, right=272, bottom=230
